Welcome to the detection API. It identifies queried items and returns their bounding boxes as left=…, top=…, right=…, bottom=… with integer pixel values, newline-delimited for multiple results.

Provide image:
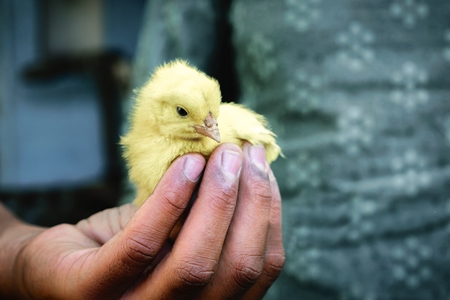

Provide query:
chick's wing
left=218, top=102, right=281, bottom=163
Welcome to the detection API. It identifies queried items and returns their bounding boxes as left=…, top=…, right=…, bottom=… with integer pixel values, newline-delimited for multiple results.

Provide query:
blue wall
left=0, top=0, right=145, bottom=190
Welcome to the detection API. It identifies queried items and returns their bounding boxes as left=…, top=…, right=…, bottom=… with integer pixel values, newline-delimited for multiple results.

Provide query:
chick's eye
left=176, top=106, right=188, bottom=117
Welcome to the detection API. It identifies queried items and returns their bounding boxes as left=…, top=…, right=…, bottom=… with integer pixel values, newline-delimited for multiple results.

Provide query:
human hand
left=5, top=143, right=284, bottom=299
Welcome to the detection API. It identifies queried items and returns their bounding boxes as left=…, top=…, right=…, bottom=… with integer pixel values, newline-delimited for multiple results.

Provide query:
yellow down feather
left=121, top=60, right=282, bottom=206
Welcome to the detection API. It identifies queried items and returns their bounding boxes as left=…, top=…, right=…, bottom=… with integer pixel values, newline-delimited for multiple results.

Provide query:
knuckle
left=264, top=252, right=286, bottom=282
left=250, top=180, right=272, bottom=203
left=208, top=188, right=237, bottom=216
left=159, top=190, right=188, bottom=214
left=231, top=255, right=264, bottom=287
left=122, top=233, right=158, bottom=266
left=175, top=260, right=216, bottom=286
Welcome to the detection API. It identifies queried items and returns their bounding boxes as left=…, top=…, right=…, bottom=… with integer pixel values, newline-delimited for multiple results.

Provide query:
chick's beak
left=193, top=111, right=221, bottom=143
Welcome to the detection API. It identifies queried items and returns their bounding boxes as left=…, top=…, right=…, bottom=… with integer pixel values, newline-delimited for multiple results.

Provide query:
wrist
left=0, top=204, right=45, bottom=297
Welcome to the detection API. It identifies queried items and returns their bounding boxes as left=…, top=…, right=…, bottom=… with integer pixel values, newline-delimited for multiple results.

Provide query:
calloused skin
left=0, top=143, right=285, bottom=299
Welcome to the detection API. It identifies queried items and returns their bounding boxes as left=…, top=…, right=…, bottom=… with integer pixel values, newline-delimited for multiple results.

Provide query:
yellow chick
left=121, top=59, right=281, bottom=206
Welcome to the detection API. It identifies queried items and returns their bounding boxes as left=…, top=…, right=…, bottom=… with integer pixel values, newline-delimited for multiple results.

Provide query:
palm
left=16, top=204, right=138, bottom=299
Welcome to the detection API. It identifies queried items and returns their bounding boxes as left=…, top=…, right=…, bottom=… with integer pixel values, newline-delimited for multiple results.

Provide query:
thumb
left=85, top=154, right=205, bottom=297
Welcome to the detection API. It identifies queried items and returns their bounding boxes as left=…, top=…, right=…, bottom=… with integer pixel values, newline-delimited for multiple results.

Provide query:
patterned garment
left=131, top=0, right=450, bottom=299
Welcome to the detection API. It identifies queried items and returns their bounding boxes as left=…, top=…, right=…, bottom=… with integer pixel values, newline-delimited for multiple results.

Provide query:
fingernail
left=249, top=145, right=267, bottom=173
left=221, top=150, right=242, bottom=180
left=183, top=156, right=204, bottom=182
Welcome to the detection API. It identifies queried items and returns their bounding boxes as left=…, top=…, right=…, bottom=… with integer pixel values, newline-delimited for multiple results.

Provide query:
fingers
left=199, top=143, right=273, bottom=299
left=129, top=143, right=243, bottom=299
left=242, top=167, right=285, bottom=300
left=76, top=203, right=138, bottom=245
left=85, top=154, right=205, bottom=298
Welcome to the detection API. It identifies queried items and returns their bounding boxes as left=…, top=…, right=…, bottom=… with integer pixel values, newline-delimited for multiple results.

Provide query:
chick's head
left=134, top=60, right=222, bottom=142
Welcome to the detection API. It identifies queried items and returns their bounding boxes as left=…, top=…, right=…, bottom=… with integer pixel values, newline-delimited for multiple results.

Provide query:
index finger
left=84, top=154, right=205, bottom=298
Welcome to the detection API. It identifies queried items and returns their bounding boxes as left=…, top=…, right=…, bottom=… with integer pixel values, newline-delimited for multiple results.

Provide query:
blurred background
left=0, top=0, right=146, bottom=224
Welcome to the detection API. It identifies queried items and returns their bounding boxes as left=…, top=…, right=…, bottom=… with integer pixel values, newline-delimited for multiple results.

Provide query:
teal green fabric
left=130, top=0, right=450, bottom=299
